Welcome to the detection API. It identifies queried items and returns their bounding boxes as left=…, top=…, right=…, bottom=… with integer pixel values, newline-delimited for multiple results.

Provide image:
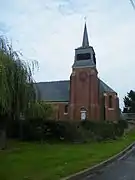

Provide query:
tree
left=25, top=101, right=53, bottom=120
left=123, top=90, right=135, bottom=113
left=0, top=36, right=38, bottom=149
left=24, top=101, right=53, bottom=142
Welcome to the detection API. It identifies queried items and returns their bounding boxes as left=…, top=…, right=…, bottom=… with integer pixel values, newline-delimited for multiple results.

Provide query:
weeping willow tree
left=25, top=101, right=53, bottom=120
left=0, top=36, right=38, bottom=149
left=24, top=101, right=53, bottom=142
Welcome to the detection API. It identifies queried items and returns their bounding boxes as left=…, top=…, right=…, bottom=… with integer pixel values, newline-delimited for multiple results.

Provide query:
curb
left=62, top=142, right=135, bottom=180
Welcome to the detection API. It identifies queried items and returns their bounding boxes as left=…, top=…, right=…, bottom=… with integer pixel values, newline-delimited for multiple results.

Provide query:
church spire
left=82, top=22, right=89, bottom=47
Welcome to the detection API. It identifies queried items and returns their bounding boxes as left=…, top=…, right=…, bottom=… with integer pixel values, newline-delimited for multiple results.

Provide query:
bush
left=118, top=120, right=128, bottom=129
left=44, top=121, right=84, bottom=142
left=81, top=120, right=125, bottom=141
left=7, top=118, right=126, bottom=142
left=113, top=123, right=124, bottom=137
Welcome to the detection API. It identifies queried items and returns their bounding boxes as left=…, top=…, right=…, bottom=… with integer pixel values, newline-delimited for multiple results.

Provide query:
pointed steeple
left=82, top=23, right=89, bottom=47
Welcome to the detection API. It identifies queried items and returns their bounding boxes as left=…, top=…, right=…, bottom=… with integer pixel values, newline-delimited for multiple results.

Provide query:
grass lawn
left=0, top=129, right=135, bottom=180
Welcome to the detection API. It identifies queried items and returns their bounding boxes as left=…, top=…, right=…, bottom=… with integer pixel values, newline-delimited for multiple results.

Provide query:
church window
left=80, top=107, right=87, bottom=120
left=76, top=53, right=91, bottom=61
left=109, top=95, right=113, bottom=108
left=64, top=104, right=68, bottom=114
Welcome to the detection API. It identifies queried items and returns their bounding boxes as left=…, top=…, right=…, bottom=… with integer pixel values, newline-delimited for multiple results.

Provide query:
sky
left=0, top=0, right=135, bottom=109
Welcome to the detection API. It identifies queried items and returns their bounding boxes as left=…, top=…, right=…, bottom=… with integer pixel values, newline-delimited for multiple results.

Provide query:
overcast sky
left=0, top=0, right=135, bottom=109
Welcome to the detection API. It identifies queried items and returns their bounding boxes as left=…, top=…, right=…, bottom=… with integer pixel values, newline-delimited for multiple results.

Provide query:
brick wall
left=46, top=71, right=119, bottom=122
left=70, top=67, right=100, bottom=121
left=49, top=102, right=69, bottom=121
left=104, top=93, right=119, bottom=121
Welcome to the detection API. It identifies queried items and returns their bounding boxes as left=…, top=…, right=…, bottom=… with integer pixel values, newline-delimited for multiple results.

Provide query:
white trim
left=108, top=108, right=114, bottom=111
left=72, top=71, right=76, bottom=76
left=64, top=113, right=68, bottom=115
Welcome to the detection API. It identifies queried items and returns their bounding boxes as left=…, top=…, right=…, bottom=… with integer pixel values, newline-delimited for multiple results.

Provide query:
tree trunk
left=0, top=129, right=6, bottom=150
left=0, top=115, right=7, bottom=150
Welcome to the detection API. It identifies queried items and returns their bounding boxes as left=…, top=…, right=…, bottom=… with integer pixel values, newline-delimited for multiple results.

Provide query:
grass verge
left=0, top=129, right=135, bottom=180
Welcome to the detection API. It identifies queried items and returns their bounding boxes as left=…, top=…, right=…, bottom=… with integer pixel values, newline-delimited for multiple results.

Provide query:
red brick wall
left=49, top=102, right=69, bottom=121
left=70, top=68, right=100, bottom=121
left=104, top=93, right=119, bottom=121
left=47, top=71, right=119, bottom=122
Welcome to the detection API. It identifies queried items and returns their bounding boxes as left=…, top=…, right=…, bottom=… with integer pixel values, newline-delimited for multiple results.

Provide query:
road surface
left=85, top=148, right=135, bottom=180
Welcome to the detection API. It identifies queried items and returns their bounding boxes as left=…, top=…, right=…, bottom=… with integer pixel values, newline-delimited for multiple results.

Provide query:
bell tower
left=70, top=23, right=100, bottom=121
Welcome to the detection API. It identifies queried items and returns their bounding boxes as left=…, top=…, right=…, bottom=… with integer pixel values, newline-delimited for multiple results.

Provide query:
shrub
left=81, top=120, right=125, bottom=141
left=44, top=121, right=83, bottom=142
left=7, top=118, right=126, bottom=142
left=118, top=119, right=128, bottom=129
left=113, top=123, right=124, bottom=137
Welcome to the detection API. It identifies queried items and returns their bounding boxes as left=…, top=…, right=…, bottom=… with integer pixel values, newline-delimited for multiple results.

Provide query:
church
left=36, top=23, right=119, bottom=121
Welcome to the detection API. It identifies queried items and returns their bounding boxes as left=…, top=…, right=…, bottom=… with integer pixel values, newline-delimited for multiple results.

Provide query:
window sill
left=64, top=113, right=68, bottom=115
left=108, top=108, right=114, bottom=110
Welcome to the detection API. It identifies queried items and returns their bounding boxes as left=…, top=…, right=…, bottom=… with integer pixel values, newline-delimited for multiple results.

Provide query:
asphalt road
left=85, top=148, right=135, bottom=180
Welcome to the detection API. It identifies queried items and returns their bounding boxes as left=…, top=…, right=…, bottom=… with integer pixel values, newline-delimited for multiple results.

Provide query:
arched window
left=109, top=95, right=113, bottom=108
left=80, top=107, right=87, bottom=120
left=80, top=107, right=86, bottom=111
left=64, top=104, right=68, bottom=114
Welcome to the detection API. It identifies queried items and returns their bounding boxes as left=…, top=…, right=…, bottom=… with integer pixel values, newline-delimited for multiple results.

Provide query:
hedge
left=6, top=119, right=128, bottom=142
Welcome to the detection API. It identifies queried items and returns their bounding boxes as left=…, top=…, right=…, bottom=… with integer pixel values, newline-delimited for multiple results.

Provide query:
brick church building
left=36, top=23, right=119, bottom=121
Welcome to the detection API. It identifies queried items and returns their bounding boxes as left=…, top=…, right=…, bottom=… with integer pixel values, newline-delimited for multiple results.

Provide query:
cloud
left=1, top=0, right=135, bottom=109
left=0, top=23, right=11, bottom=34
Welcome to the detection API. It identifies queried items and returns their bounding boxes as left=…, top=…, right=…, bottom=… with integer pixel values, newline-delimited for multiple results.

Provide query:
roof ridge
left=36, top=80, right=69, bottom=84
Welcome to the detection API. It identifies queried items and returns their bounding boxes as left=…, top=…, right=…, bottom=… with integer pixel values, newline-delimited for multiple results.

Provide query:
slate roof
left=99, top=79, right=115, bottom=93
left=82, top=22, right=89, bottom=47
left=35, top=80, right=70, bottom=102
left=35, top=79, right=116, bottom=102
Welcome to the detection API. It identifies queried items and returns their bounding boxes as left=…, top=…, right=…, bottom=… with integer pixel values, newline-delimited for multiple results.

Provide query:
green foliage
left=25, top=101, right=53, bottom=120
left=123, top=90, right=135, bottom=113
left=118, top=119, right=128, bottom=129
left=81, top=120, right=126, bottom=141
left=7, top=119, right=127, bottom=142
left=0, top=36, right=40, bottom=149
left=0, top=36, right=38, bottom=119
left=1, top=129, right=135, bottom=180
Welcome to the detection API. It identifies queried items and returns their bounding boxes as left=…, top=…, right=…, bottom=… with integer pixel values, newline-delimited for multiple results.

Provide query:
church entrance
left=80, top=107, right=87, bottom=120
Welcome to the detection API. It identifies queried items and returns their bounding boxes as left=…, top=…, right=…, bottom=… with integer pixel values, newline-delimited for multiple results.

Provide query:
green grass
left=0, top=129, right=135, bottom=180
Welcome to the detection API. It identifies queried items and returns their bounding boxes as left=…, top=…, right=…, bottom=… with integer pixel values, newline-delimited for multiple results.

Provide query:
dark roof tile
left=35, top=79, right=116, bottom=102
left=99, top=79, right=116, bottom=93
left=36, top=80, right=69, bottom=102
